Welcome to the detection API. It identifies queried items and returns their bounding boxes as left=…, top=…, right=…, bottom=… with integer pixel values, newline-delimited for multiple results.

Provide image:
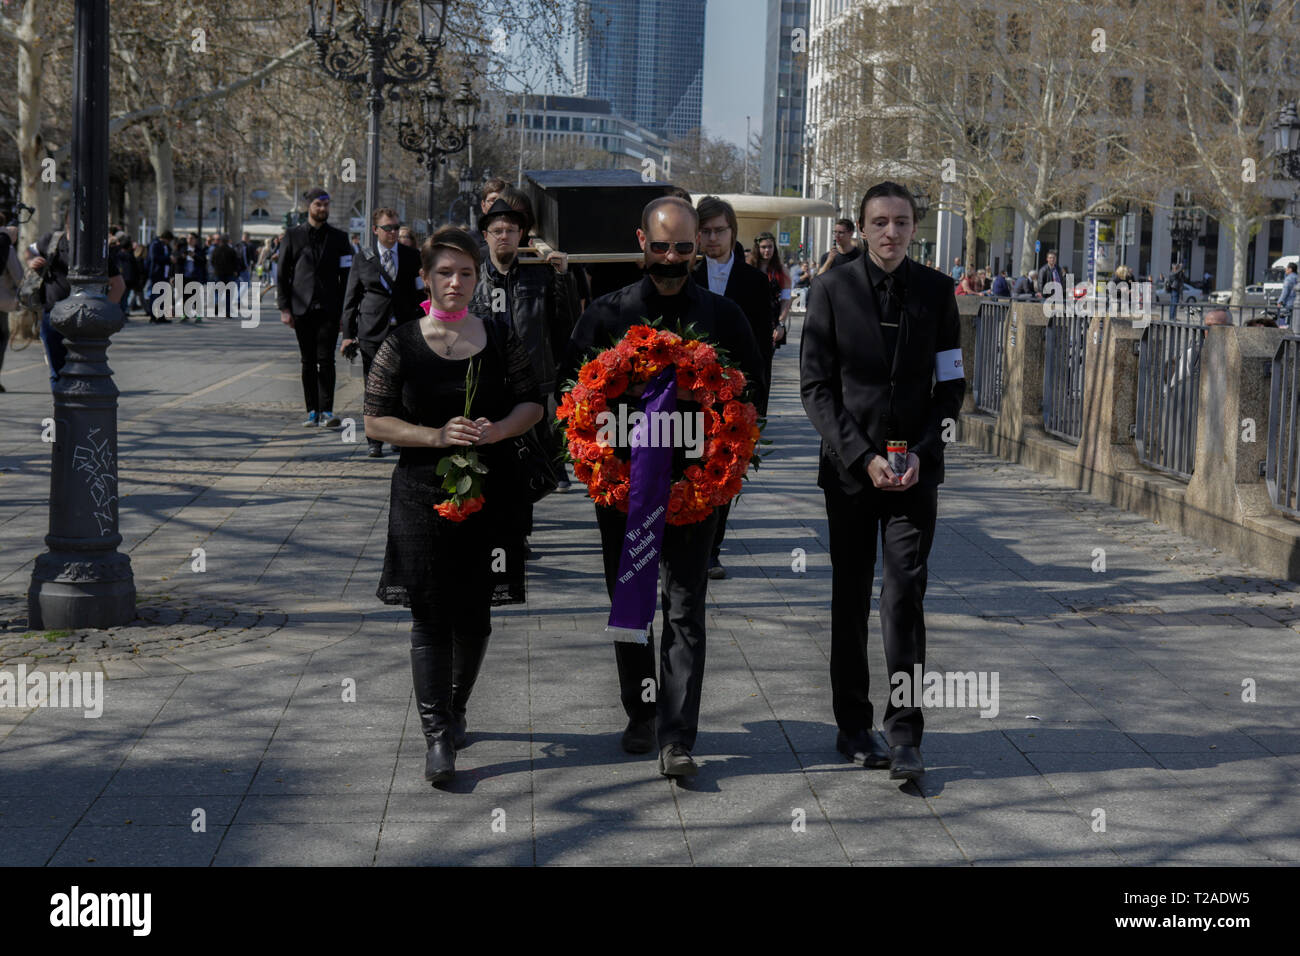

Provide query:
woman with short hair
left=364, top=226, right=543, bottom=786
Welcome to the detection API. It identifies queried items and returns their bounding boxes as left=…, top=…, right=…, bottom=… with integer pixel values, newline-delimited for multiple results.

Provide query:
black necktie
left=879, top=273, right=901, bottom=361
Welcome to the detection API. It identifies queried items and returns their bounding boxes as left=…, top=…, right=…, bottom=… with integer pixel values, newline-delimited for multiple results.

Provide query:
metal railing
left=1042, top=312, right=1088, bottom=443
left=973, top=300, right=1009, bottom=415
left=1134, top=317, right=1205, bottom=480
left=1266, top=334, right=1300, bottom=517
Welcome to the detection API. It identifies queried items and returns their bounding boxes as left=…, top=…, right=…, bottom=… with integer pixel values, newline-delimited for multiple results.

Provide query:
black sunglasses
left=648, top=240, right=696, bottom=255
left=376, top=223, right=401, bottom=232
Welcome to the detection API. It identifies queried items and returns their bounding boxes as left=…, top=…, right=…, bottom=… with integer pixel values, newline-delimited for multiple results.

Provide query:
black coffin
left=522, top=169, right=675, bottom=255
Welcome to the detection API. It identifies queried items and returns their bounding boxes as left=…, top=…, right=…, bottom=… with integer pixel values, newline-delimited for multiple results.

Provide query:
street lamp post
left=396, top=74, right=478, bottom=230
left=1275, top=101, right=1300, bottom=228
left=28, top=0, right=136, bottom=629
left=308, top=0, right=452, bottom=232
left=1168, top=189, right=1203, bottom=271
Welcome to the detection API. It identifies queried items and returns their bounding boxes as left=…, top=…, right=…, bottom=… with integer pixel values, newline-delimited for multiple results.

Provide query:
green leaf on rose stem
left=442, top=475, right=459, bottom=493
left=450, top=454, right=470, bottom=468
left=435, top=457, right=454, bottom=476
left=471, top=460, right=488, bottom=474
left=456, top=474, right=472, bottom=495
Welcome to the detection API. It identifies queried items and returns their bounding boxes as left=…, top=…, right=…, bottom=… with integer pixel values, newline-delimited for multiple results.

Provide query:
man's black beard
left=494, top=248, right=516, bottom=269
left=646, top=260, right=689, bottom=278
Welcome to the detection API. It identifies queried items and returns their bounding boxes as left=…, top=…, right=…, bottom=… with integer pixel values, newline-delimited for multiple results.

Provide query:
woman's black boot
left=451, top=632, right=491, bottom=750
left=410, top=645, right=455, bottom=784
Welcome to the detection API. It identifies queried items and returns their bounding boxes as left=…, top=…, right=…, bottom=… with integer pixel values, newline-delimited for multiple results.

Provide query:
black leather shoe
left=707, top=558, right=726, bottom=580
left=425, top=735, right=455, bottom=784
left=621, top=718, right=655, bottom=754
left=367, top=443, right=384, bottom=458
left=836, top=729, right=891, bottom=768
left=658, top=743, right=699, bottom=778
left=889, top=744, right=924, bottom=781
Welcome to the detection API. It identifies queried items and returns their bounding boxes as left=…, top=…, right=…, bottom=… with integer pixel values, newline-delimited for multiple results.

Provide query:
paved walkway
left=0, top=311, right=1297, bottom=865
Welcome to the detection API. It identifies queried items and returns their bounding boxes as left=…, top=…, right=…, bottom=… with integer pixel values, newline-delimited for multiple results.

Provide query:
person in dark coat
left=340, top=207, right=423, bottom=456
left=800, top=181, right=965, bottom=782
left=277, top=187, right=353, bottom=427
left=471, top=189, right=579, bottom=522
left=691, top=195, right=773, bottom=580
left=558, top=196, right=766, bottom=779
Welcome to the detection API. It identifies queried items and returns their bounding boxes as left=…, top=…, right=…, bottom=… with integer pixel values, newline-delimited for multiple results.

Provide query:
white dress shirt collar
left=706, top=251, right=734, bottom=295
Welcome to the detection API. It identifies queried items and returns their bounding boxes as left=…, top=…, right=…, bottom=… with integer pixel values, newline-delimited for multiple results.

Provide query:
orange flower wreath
left=556, top=324, right=762, bottom=525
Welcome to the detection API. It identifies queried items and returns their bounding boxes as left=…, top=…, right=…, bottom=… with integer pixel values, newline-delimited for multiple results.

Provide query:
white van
left=1264, top=254, right=1298, bottom=301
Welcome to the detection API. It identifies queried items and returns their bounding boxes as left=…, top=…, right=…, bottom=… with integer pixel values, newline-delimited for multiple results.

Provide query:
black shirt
left=819, top=244, right=862, bottom=271
left=865, top=253, right=908, bottom=363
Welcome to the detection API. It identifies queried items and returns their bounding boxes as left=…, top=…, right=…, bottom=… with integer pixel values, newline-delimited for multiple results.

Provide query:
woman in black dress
left=364, top=227, right=543, bottom=785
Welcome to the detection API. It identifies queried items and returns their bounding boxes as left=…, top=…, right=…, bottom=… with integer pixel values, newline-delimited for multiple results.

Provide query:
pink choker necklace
left=422, top=300, right=468, bottom=322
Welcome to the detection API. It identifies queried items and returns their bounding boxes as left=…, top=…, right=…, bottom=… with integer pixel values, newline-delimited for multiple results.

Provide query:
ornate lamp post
left=1274, top=101, right=1300, bottom=180
left=912, top=187, right=930, bottom=222
left=397, top=74, right=479, bottom=231
left=28, top=0, right=136, bottom=629
left=307, top=0, right=451, bottom=230
left=1168, top=189, right=1204, bottom=270
left=1276, top=102, right=1300, bottom=229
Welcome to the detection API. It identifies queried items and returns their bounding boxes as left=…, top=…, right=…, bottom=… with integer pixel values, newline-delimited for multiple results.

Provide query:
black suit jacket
left=691, top=244, right=773, bottom=413
left=276, top=221, right=353, bottom=319
left=800, top=255, right=965, bottom=493
left=341, top=241, right=422, bottom=344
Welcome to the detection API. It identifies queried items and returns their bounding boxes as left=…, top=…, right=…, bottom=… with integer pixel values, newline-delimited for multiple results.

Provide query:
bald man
left=559, top=196, right=766, bottom=778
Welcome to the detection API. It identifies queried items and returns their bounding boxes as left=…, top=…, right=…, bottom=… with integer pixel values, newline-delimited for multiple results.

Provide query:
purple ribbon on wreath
left=606, top=365, right=677, bottom=643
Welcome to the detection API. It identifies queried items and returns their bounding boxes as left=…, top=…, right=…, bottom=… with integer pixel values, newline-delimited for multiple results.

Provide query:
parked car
left=1152, top=287, right=1201, bottom=305
left=1209, top=284, right=1267, bottom=305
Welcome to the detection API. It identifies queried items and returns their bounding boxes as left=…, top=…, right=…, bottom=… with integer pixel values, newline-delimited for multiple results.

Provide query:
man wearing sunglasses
left=560, top=196, right=767, bottom=779
left=340, top=207, right=423, bottom=456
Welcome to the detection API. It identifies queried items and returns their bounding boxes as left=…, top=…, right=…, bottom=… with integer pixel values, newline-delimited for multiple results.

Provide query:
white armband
left=935, top=348, right=963, bottom=382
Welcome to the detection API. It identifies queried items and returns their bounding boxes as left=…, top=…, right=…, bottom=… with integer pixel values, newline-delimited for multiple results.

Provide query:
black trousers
left=824, top=480, right=938, bottom=747
left=595, top=503, right=719, bottom=751
left=360, top=340, right=381, bottom=449
left=293, top=311, right=338, bottom=413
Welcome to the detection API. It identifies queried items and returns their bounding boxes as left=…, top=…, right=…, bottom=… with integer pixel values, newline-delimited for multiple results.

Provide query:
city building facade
left=574, top=0, right=706, bottom=142
left=760, top=0, right=810, bottom=197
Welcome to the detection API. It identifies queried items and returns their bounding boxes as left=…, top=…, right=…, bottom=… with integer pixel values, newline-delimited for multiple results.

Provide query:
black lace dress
left=365, top=314, right=542, bottom=609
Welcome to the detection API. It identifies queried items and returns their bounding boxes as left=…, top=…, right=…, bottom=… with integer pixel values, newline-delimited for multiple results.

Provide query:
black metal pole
left=427, top=153, right=438, bottom=231
left=28, top=0, right=136, bottom=629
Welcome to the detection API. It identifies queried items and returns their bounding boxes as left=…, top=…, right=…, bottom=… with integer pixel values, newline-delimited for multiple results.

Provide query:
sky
left=700, top=0, right=769, bottom=150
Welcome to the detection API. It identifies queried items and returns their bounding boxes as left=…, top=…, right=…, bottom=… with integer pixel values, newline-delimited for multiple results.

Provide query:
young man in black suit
left=560, top=196, right=766, bottom=779
left=799, top=181, right=965, bottom=782
left=691, top=195, right=773, bottom=580
left=340, top=207, right=423, bottom=456
left=277, top=187, right=354, bottom=428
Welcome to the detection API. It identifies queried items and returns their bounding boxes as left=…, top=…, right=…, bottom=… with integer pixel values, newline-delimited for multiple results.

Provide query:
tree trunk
left=144, top=126, right=176, bottom=235
left=123, top=178, right=139, bottom=238
left=1018, top=213, right=1041, bottom=278
left=962, top=189, right=977, bottom=271
left=15, top=0, right=52, bottom=245
left=1229, top=207, right=1250, bottom=309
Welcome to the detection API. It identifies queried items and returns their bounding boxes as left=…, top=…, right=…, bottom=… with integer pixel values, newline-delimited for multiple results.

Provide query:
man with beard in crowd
left=277, top=187, right=354, bottom=428
left=559, top=196, right=766, bottom=779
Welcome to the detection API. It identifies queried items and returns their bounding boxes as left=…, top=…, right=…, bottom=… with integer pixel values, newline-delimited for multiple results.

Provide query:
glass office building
left=574, top=0, right=707, bottom=141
